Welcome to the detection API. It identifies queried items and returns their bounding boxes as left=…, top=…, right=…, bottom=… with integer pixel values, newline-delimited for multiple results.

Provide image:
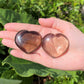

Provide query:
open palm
left=0, top=17, right=84, bottom=70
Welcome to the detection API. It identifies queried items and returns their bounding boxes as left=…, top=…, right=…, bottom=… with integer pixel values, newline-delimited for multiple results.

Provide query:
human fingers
left=10, top=49, right=50, bottom=67
left=2, top=39, right=19, bottom=49
left=10, top=49, right=64, bottom=69
left=39, top=17, right=82, bottom=35
left=39, top=17, right=55, bottom=28
left=1, top=38, right=48, bottom=57
left=10, top=49, right=41, bottom=63
left=4, top=23, right=45, bottom=32
left=0, top=28, right=59, bottom=40
left=0, top=31, right=17, bottom=40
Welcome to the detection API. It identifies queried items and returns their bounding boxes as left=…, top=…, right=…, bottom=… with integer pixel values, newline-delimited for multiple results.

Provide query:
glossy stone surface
left=42, top=33, right=69, bottom=58
left=15, top=30, right=42, bottom=53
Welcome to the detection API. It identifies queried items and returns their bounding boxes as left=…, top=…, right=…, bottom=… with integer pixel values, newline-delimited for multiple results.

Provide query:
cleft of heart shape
left=15, top=30, right=69, bottom=57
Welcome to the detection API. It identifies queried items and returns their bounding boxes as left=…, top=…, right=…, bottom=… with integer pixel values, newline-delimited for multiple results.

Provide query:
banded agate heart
left=15, top=30, right=42, bottom=53
left=42, top=33, right=69, bottom=58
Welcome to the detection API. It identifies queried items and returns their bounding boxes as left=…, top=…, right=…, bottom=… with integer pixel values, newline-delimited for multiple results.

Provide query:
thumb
left=38, top=17, right=55, bottom=28
left=39, top=17, right=74, bottom=34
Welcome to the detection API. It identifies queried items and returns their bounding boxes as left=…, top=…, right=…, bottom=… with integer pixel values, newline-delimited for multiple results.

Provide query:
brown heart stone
left=15, top=30, right=42, bottom=53
left=42, top=33, right=69, bottom=57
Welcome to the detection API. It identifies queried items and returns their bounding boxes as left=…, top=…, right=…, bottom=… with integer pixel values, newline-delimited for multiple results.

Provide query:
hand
left=0, top=17, right=84, bottom=71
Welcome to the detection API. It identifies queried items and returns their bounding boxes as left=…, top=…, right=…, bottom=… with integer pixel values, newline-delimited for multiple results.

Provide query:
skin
left=0, top=17, right=84, bottom=71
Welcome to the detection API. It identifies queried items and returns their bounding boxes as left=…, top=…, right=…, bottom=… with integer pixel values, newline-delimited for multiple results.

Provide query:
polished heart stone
left=42, top=33, right=69, bottom=58
left=15, top=30, right=42, bottom=53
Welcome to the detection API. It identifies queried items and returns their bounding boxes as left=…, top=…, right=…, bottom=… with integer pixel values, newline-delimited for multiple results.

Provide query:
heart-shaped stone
left=42, top=33, right=69, bottom=57
left=15, top=30, right=42, bottom=53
